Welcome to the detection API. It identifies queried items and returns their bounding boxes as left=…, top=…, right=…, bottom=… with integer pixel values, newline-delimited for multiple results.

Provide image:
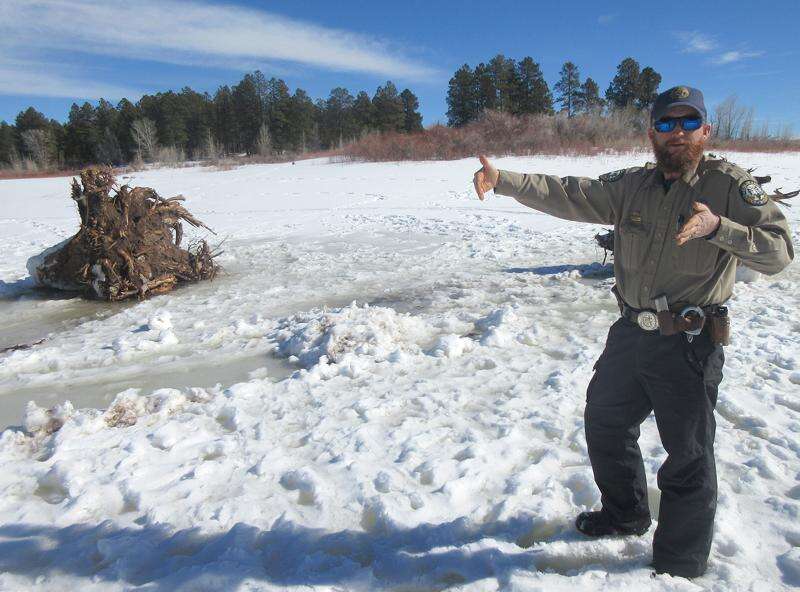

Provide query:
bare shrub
left=256, top=123, right=272, bottom=156
left=131, top=118, right=158, bottom=161
left=202, top=128, right=221, bottom=160
left=152, top=145, right=186, bottom=166
left=21, top=128, right=54, bottom=168
left=344, top=107, right=798, bottom=162
left=343, top=109, right=651, bottom=161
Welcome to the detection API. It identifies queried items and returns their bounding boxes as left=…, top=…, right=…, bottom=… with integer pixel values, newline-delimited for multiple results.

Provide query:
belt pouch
left=657, top=311, right=678, bottom=335
left=709, top=314, right=731, bottom=346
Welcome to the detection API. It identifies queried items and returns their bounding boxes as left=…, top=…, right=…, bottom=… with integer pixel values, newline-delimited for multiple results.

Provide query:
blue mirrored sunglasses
left=653, top=116, right=703, bottom=133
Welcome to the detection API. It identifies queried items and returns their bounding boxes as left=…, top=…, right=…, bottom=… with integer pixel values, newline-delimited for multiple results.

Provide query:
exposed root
left=32, top=168, right=219, bottom=301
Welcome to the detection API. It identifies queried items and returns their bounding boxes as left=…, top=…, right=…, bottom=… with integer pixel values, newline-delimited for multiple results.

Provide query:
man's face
left=648, top=105, right=712, bottom=175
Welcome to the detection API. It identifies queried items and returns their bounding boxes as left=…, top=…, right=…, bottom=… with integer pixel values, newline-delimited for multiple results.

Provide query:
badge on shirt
left=740, top=179, right=768, bottom=206
left=599, top=169, right=625, bottom=182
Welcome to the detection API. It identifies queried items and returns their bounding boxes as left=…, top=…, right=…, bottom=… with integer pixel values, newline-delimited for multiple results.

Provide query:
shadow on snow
left=0, top=514, right=649, bottom=589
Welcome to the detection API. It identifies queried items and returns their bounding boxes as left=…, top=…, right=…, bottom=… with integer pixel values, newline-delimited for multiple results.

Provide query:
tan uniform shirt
left=494, top=154, right=794, bottom=310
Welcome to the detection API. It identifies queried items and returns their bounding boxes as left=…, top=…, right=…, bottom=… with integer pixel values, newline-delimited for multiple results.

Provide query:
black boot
left=575, top=510, right=650, bottom=537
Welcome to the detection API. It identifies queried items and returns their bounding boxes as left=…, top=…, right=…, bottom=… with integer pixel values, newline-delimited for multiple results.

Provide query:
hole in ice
left=504, top=263, right=613, bottom=279
left=0, top=351, right=295, bottom=431
left=0, top=288, right=133, bottom=353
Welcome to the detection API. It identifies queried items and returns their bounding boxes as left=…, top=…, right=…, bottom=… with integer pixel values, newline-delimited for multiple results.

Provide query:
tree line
left=0, top=71, right=424, bottom=169
left=446, top=56, right=661, bottom=126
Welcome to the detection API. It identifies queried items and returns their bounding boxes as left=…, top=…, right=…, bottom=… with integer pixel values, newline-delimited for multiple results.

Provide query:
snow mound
left=427, top=334, right=475, bottom=358
left=271, top=301, right=429, bottom=367
left=22, top=401, right=74, bottom=436
left=473, top=304, right=526, bottom=347
left=104, top=388, right=191, bottom=428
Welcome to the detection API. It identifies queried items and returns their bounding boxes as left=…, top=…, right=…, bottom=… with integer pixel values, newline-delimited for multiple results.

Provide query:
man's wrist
left=703, top=215, right=721, bottom=240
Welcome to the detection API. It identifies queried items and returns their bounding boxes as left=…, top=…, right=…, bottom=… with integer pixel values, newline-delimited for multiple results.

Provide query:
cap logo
left=671, top=86, right=690, bottom=99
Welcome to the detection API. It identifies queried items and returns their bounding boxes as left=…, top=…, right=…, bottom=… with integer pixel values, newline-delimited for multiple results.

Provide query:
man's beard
left=652, top=137, right=705, bottom=175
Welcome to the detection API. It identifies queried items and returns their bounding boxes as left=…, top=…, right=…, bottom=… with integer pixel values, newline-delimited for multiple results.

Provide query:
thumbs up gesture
left=473, top=155, right=499, bottom=201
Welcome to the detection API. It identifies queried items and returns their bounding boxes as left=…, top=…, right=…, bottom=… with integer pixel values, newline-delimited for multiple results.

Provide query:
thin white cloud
left=672, top=30, right=765, bottom=67
left=0, top=0, right=440, bottom=98
left=711, top=50, right=765, bottom=65
left=674, top=31, right=717, bottom=53
left=0, top=57, right=140, bottom=100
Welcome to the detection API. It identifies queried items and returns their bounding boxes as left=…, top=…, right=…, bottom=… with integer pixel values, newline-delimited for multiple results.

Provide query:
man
left=472, top=86, right=793, bottom=578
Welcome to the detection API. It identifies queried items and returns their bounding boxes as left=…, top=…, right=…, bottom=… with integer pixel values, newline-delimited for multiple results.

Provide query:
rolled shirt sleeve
left=494, top=170, right=618, bottom=225
left=706, top=176, right=794, bottom=275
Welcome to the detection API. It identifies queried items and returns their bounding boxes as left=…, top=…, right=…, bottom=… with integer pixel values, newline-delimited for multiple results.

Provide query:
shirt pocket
left=672, top=236, right=719, bottom=275
left=617, top=220, right=651, bottom=270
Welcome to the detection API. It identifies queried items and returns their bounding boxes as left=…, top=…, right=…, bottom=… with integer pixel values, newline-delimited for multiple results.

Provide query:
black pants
left=585, top=317, right=724, bottom=578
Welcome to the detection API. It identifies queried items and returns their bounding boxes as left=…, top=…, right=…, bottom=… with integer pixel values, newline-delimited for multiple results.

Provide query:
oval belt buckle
left=636, top=311, right=659, bottom=331
left=680, top=305, right=705, bottom=342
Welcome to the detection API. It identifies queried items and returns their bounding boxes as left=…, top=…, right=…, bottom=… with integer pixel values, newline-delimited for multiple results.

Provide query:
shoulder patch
left=740, top=179, right=768, bottom=206
left=599, top=169, right=625, bottom=183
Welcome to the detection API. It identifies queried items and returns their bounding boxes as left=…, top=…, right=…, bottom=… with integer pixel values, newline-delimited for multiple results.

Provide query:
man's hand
left=473, top=155, right=499, bottom=201
left=676, top=201, right=721, bottom=246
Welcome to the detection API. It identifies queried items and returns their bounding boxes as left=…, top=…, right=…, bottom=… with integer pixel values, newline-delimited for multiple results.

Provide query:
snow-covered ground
left=0, top=152, right=798, bottom=591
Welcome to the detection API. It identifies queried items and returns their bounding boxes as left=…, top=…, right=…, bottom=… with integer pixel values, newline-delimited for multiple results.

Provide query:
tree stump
left=29, top=168, right=219, bottom=301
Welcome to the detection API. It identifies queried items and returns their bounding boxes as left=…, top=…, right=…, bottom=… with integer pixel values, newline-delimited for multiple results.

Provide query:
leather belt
left=622, top=303, right=719, bottom=334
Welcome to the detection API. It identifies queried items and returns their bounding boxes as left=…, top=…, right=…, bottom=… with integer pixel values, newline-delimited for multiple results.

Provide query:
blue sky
left=1, top=0, right=798, bottom=134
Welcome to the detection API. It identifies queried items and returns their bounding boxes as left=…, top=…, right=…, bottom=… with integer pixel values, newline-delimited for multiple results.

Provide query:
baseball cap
left=651, top=86, right=707, bottom=122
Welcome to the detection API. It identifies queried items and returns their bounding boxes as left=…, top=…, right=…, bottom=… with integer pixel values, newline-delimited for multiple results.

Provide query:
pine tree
left=576, top=78, right=604, bottom=113
left=115, top=98, right=141, bottom=161
left=554, top=62, right=581, bottom=117
left=0, top=71, right=425, bottom=165
left=63, top=103, right=98, bottom=165
left=446, top=64, right=477, bottom=127
left=322, top=87, right=356, bottom=147
left=180, top=88, right=213, bottom=159
left=488, top=54, right=517, bottom=112
left=49, top=119, right=66, bottom=166
left=635, top=67, right=662, bottom=110
left=514, top=57, right=553, bottom=115
left=474, top=62, right=497, bottom=114
left=264, top=78, right=292, bottom=151
left=353, top=91, right=375, bottom=135
left=213, top=86, right=237, bottom=154
left=231, top=74, right=263, bottom=154
left=286, top=89, right=317, bottom=152
left=372, top=81, right=405, bottom=132
left=0, top=121, right=17, bottom=164
left=94, top=99, right=122, bottom=164
left=400, top=89, right=423, bottom=132
left=605, top=57, right=640, bottom=109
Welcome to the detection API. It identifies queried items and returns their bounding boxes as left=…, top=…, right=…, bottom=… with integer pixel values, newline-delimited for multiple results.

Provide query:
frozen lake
left=0, top=153, right=798, bottom=591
